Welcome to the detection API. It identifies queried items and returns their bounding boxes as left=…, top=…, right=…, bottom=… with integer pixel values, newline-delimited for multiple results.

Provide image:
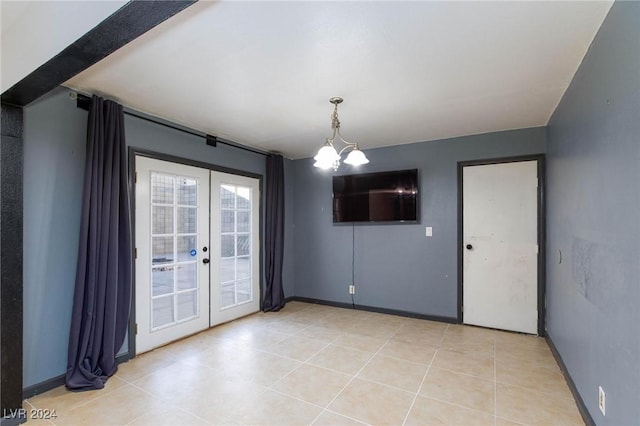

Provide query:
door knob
left=466, top=244, right=473, bottom=250
left=202, top=258, right=210, bottom=264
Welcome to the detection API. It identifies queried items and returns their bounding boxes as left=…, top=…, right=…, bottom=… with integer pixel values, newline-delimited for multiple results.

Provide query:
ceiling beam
left=1, top=0, right=197, bottom=107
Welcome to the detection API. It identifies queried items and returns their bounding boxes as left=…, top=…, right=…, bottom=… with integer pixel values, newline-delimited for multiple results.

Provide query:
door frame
left=457, top=154, right=546, bottom=336
left=127, top=147, right=264, bottom=357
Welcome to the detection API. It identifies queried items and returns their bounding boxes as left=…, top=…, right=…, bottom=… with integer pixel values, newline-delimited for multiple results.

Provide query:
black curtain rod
left=75, top=93, right=269, bottom=157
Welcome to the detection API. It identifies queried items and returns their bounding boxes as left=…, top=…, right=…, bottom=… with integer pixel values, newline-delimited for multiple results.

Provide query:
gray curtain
left=66, top=96, right=132, bottom=391
left=263, top=154, right=286, bottom=311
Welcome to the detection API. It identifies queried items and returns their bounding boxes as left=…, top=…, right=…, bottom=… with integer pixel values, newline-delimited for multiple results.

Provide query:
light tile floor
left=27, top=302, right=584, bottom=425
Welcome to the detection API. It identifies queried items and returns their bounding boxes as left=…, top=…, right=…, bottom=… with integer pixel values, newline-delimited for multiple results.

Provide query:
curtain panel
left=263, top=154, right=285, bottom=311
left=66, top=96, right=132, bottom=391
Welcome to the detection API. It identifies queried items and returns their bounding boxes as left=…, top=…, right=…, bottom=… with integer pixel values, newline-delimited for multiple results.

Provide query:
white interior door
left=135, top=156, right=211, bottom=354
left=462, top=160, right=539, bottom=334
left=210, top=171, right=260, bottom=326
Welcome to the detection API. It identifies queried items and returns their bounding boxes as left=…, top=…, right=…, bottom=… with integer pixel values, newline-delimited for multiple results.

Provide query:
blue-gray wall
left=23, top=87, right=294, bottom=387
left=23, top=90, right=86, bottom=388
left=546, top=2, right=640, bottom=424
left=292, top=127, right=546, bottom=317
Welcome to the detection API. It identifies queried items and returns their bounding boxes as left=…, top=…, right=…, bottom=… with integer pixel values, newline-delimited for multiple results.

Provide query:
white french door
left=135, top=157, right=210, bottom=354
left=135, top=156, right=260, bottom=354
left=209, top=171, right=260, bottom=326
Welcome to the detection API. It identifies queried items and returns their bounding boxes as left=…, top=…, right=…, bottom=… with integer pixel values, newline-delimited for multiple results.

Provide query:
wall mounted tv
left=333, top=169, right=419, bottom=223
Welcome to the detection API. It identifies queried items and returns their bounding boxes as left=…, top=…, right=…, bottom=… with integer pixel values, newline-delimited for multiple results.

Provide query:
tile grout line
left=268, top=387, right=375, bottom=425
left=217, top=316, right=341, bottom=425
left=494, top=379, right=578, bottom=400
left=217, top=313, right=328, bottom=425
left=345, top=377, right=421, bottom=397
left=318, top=408, right=370, bottom=426
left=308, top=333, right=393, bottom=425
left=400, top=323, right=445, bottom=426
left=265, top=337, right=337, bottom=391
left=231, top=310, right=375, bottom=425
left=417, top=394, right=498, bottom=417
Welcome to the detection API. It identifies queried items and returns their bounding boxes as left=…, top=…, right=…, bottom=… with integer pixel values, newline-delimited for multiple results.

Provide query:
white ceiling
left=1, top=0, right=127, bottom=91
left=8, top=1, right=613, bottom=159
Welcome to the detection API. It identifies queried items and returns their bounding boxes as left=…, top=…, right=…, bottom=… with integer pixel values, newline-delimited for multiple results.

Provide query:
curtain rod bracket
left=74, top=93, right=92, bottom=111
left=206, top=135, right=217, bottom=147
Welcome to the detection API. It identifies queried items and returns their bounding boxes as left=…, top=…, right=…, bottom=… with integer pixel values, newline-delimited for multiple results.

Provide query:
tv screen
left=333, top=169, right=418, bottom=223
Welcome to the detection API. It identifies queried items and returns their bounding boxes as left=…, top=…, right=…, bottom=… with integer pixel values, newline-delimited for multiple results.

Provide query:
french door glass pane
left=153, top=206, right=173, bottom=234
left=221, top=283, right=235, bottom=308
left=177, top=207, right=197, bottom=233
left=221, top=235, right=235, bottom=257
left=237, top=234, right=250, bottom=256
left=221, top=210, right=234, bottom=232
left=237, top=256, right=250, bottom=279
left=152, top=175, right=174, bottom=204
left=237, top=211, right=250, bottom=232
left=237, top=279, right=251, bottom=303
left=152, top=236, right=173, bottom=264
left=177, top=290, right=197, bottom=320
left=177, top=264, right=197, bottom=290
left=150, top=172, right=200, bottom=330
left=220, top=258, right=235, bottom=283
left=177, top=177, right=197, bottom=206
left=237, top=187, right=251, bottom=209
left=221, top=185, right=236, bottom=208
left=152, top=267, right=173, bottom=296
left=153, top=295, right=174, bottom=328
left=177, top=236, right=196, bottom=262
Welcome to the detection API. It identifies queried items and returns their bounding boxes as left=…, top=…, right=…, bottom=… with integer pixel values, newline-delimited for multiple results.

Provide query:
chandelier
left=313, top=97, right=369, bottom=171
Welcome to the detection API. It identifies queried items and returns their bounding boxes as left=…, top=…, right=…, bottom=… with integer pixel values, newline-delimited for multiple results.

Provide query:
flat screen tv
left=333, top=169, right=418, bottom=223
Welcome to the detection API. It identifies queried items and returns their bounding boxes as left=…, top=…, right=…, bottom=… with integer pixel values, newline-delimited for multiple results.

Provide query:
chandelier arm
left=335, top=127, right=358, bottom=150
left=337, top=143, right=357, bottom=156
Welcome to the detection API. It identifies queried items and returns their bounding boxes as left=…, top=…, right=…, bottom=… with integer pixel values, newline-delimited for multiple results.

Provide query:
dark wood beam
left=1, top=104, right=25, bottom=426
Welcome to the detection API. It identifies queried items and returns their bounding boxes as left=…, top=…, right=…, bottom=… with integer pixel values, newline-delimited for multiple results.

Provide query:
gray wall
left=23, top=87, right=294, bottom=387
left=292, top=127, right=546, bottom=317
left=545, top=2, right=640, bottom=424
left=23, top=90, right=86, bottom=388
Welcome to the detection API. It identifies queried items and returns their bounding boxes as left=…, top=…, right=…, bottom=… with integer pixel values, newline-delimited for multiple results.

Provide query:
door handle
left=466, top=244, right=473, bottom=250
left=202, top=258, right=210, bottom=264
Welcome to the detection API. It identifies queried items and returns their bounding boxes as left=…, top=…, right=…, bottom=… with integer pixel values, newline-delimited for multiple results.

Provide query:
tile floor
left=26, top=302, right=584, bottom=425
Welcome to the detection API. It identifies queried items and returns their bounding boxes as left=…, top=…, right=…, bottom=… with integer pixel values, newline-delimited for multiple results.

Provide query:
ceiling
left=8, top=1, right=614, bottom=159
left=0, top=0, right=127, bottom=91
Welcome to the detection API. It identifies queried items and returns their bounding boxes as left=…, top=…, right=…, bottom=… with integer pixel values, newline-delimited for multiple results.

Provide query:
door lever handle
left=202, top=258, right=210, bottom=264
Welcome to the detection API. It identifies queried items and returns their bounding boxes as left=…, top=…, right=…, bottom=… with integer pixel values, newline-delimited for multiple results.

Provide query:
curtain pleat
left=66, top=96, right=132, bottom=391
left=263, top=154, right=286, bottom=312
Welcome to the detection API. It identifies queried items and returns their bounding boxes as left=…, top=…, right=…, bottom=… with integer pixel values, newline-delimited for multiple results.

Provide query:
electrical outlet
left=599, top=386, right=606, bottom=416
left=349, top=285, right=355, bottom=295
